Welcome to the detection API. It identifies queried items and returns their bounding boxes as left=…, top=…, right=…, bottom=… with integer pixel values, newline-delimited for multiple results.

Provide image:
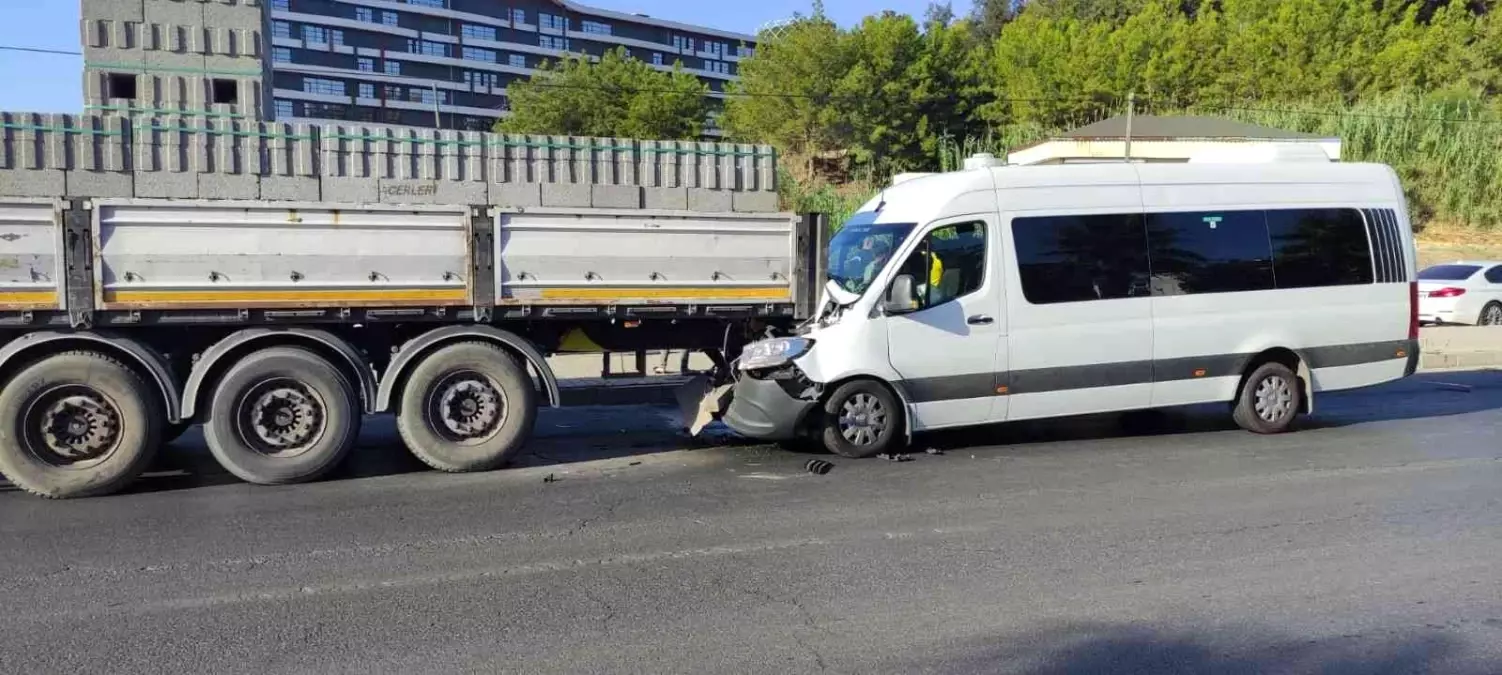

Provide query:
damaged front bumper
left=722, top=369, right=819, bottom=441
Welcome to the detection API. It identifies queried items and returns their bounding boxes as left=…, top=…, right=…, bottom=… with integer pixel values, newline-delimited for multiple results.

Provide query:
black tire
left=161, top=421, right=192, bottom=445
left=202, top=347, right=361, bottom=485
left=819, top=380, right=902, bottom=459
left=1480, top=302, right=1502, bottom=327
left=0, top=351, right=163, bottom=499
left=1232, top=361, right=1303, bottom=434
left=396, top=342, right=538, bottom=473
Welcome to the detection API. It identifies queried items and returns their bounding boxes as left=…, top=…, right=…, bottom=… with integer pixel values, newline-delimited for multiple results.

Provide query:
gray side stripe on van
left=897, top=339, right=1417, bottom=403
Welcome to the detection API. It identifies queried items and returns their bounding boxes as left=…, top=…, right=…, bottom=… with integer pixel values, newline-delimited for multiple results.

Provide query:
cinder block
left=143, top=0, right=205, bottom=26
left=687, top=188, right=731, bottom=213
left=378, top=179, right=486, bottom=206
left=134, top=170, right=200, bottom=198
left=732, top=190, right=781, bottom=213
left=591, top=184, right=640, bottom=209
left=490, top=182, right=541, bottom=207
left=145, top=50, right=207, bottom=70
left=203, top=2, right=264, bottom=30
left=320, top=176, right=379, bottom=204
left=0, top=170, right=65, bottom=197
left=541, top=183, right=590, bottom=208
left=66, top=171, right=135, bottom=198
left=260, top=175, right=320, bottom=201
left=83, top=0, right=145, bottom=22
left=642, top=186, right=688, bottom=211
left=204, top=54, right=263, bottom=74
left=198, top=173, right=260, bottom=200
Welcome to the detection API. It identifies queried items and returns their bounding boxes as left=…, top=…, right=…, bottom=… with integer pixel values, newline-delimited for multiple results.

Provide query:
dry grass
left=1415, top=221, right=1502, bottom=269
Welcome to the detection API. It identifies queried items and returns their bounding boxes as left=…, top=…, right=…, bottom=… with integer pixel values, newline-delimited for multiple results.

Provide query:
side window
left=895, top=222, right=986, bottom=310
left=1012, top=214, right=1150, bottom=304
left=1145, top=210, right=1273, bottom=295
left=1485, top=265, right=1502, bottom=284
left=1266, top=208, right=1374, bottom=288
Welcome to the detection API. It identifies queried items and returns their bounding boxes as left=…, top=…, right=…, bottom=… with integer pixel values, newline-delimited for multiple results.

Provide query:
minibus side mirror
left=882, top=274, right=919, bottom=314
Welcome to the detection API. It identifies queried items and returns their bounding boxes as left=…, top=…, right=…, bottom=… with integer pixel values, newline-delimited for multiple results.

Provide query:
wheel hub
left=1253, top=374, right=1294, bottom=423
left=38, top=394, right=120, bottom=462
left=436, top=377, right=503, bottom=439
left=838, top=393, right=887, bottom=446
left=246, top=385, right=322, bottom=453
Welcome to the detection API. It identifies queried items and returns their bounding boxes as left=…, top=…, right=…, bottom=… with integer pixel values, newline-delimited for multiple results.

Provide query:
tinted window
left=1012, top=214, right=1151, bottom=304
left=1486, top=266, right=1502, bottom=284
left=1266, top=208, right=1374, bottom=288
left=1146, top=210, right=1274, bottom=295
left=1418, top=264, right=1481, bottom=281
left=893, top=222, right=986, bottom=309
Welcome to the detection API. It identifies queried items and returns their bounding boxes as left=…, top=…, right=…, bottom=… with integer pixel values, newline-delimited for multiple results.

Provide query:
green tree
left=497, top=47, right=708, bottom=139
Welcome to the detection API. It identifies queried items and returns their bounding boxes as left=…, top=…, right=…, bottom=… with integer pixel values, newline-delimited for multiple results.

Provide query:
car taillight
left=1428, top=287, right=1466, bottom=298
left=1409, top=281, right=1419, bottom=340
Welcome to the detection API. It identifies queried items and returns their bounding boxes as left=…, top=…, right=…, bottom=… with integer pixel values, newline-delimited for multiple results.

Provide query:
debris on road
left=877, top=453, right=913, bottom=462
left=543, top=473, right=560, bottom=483
left=805, top=459, right=834, bottom=475
left=925, top=448, right=944, bottom=456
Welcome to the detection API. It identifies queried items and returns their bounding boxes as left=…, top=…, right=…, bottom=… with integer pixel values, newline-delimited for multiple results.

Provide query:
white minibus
left=724, top=152, right=1420, bottom=457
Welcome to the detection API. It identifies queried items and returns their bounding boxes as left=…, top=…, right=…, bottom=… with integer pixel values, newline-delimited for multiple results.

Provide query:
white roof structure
left=1007, top=115, right=1342, bottom=166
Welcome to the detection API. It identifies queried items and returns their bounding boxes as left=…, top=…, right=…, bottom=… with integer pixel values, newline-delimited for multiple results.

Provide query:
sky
left=0, top=0, right=972, bottom=113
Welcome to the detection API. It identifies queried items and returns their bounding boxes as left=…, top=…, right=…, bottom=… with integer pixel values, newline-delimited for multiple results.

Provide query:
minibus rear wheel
left=820, top=380, right=902, bottom=458
left=1232, top=361, right=1303, bottom=434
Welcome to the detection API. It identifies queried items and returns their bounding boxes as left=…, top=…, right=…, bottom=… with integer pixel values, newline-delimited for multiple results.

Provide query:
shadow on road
left=918, top=623, right=1499, bottom=675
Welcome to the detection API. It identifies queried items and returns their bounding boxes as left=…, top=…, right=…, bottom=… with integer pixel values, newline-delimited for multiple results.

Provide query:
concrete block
left=378, top=179, right=486, bottom=206
left=541, top=182, right=590, bottom=208
left=133, top=170, right=200, bottom=198
left=145, top=50, right=207, bottom=71
left=83, top=0, right=145, bottom=22
left=732, top=190, right=781, bottom=213
left=0, top=169, right=65, bottom=197
left=260, top=175, right=320, bottom=201
left=65, top=171, right=135, bottom=199
left=591, top=184, right=640, bottom=209
left=203, top=2, right=264, bottom=30
left=198, top=173, right=260, bottom=200
left=490, top=182, right=541, bottom=207
left=642, top=186, right=688, bottom=211
left=687, top=188, right=731, bottom=213
left=143, top=0, right=205, bottom=26
left=204, top=54, right=264, bottom=74
left=320, top=176, right=379, bottom=204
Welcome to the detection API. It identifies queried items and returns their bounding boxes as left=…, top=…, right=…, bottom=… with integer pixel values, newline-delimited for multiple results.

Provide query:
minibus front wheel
left=820, top=380, right=903, bottom=458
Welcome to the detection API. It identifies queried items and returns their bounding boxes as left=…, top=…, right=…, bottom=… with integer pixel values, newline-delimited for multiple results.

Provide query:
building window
left=462, top=24, right=496, bottom=42
left=382, top=11, right=398, bottom=26
left=1013, top=214, right=1151, bottom=305
left=272, top=21, right=292, bottom=39
left=331, top=29, right=346, bottom=47
left=350, top=108, right=376, bottom=122
left=272, top=47, right=292, bottom=63
left=274, top=99, right=296, bottom=119
left=508, top=53, right=527, bottom=68
left=465, top=71, right=501, bottom=88
left=706, top=42, right=727, bottom=59
left=651, top=53, right=663, bottom=66
left=539, top=35, right=569, bottom=51
left=357, top=57, right=375, bottom=71
left=408, top=88, right=448, bottom=104
left=382, top=109, right=403, bottom=124
left=893, top=223, right=987, bottom=309
left=539, top=13, right=566, bottom=31
left=303, top=77, right=346, bottom=96
left=739, top=45, right=755, bottom=58
left=704, top=60, right=730, bottom=75
left=511, top=9, right=526, bottom=24
left=463, top=117, right=491, bottom=131
left=673, top=36, right=695, bottom=53
left=384, top=60, right=402, bottom=75
left=304, top=102, right=348, bottom=118
left=355, top=7, right=374, bottom=22
left=358, top=82, right=375, bottom=99
left=383, top=84, right=403, bottom=99
left=408, top=39, right=450, bottom=57
left=462, top=46, right=497, bottom=63
left=1265, top=209, right=1374, bottom=288
left=304, top=26, right=328, bottom=44
left=581, top=20, right=611, bottom=35
left=406, top=0, right=445, bottom=7
left=271, top=0, right=290, bottom=10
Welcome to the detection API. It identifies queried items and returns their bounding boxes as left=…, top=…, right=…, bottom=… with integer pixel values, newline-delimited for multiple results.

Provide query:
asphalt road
left=2, top=370, right=1501, bottom=674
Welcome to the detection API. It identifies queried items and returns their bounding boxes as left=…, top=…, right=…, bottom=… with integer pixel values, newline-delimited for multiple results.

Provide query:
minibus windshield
left=827, top=218, right=917, bottom=297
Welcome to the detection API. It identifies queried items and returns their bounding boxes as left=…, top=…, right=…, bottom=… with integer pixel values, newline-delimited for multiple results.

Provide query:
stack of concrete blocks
left=320, top=123, right=489, bottom=206
left=81, top=0, right=267, bottom=122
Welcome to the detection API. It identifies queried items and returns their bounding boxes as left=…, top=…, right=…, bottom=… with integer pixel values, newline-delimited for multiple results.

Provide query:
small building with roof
left=1007, top=115, right=1342, bottom=165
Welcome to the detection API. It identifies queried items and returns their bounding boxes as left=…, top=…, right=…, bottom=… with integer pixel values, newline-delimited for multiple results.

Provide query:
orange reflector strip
left=1395, top=349, right=1407, bottom=357
left=103, top=288, right=468, bottom=304
left=1193, top=368, right=1207, bottom=377
left=995, top=385, right=1009, bottom=395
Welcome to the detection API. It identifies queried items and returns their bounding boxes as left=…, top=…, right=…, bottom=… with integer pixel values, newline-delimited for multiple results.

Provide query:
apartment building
left=262, top=0, right=754, bottom=133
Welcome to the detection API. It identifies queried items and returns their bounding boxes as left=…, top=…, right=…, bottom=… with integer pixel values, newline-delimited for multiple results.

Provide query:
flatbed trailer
left=0, top=197, right=827, bottom=498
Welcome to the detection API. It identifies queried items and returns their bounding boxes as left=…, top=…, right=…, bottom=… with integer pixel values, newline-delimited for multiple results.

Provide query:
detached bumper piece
left=723, top=370, right=818, bottom=441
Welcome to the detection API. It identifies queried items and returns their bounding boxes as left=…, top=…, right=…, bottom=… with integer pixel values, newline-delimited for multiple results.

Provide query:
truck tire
left=0, top=351, right=163, bottom=499
left=202, top=347, right=361, bottom=485
left=396, top=341, right=537, bottom=473
left=1232, top=361, right=1303, bottom=434
left=820, top=380, right=902, bottom=459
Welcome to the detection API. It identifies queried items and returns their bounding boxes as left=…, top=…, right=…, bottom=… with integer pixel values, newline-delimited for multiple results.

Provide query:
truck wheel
left=203, top=347, right=361, bottom=485
left=0, top=351, right=163, bottom=499
left=396, top=342, right=537, bottom=473
left=1232, top=361, right=1303, bottom=434
left=820, top=380, right=902, bottom=459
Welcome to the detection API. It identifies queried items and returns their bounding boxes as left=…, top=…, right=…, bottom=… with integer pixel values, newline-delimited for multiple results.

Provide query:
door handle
left=967, top=314, right=994, bottom=325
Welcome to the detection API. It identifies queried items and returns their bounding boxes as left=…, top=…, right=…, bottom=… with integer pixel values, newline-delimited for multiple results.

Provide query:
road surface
left=2, top=370, right=1501, bottom=674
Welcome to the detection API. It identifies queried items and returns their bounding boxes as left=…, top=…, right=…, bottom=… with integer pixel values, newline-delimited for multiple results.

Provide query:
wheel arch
left=1233, top=346, right=1314, bottom=415
left=181, top=328, right=379, bottom=421
left=0, top=330, right=182, bottom=423
left=815, top=373, right=914, bottom=445
left=374, top=325, right=561, bottom=414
